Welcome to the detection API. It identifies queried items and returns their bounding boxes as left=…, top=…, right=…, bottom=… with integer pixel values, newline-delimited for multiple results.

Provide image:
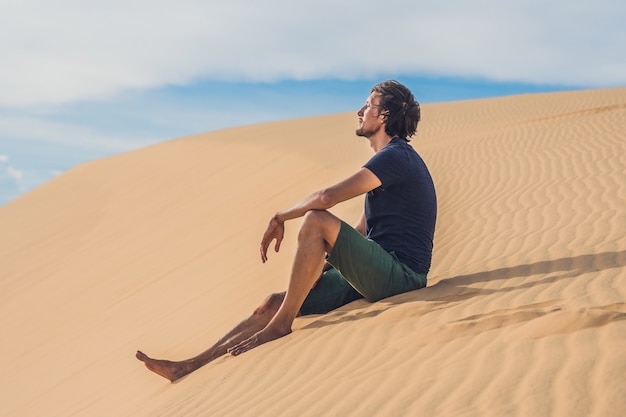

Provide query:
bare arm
left=275, top=167, right=380, bottom=223
left=260, top=167, right=381, bottom=262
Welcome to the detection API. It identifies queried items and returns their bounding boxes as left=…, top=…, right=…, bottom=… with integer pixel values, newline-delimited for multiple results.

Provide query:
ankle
left=265, top=320, right=293, bottom=336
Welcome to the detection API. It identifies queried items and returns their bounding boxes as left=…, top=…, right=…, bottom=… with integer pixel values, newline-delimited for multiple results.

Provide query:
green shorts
left=299, top=221, right=427, bottom=315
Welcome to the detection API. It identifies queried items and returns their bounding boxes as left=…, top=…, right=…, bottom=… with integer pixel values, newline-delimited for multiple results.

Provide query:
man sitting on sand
left=136, top=80, right=437, bottom=382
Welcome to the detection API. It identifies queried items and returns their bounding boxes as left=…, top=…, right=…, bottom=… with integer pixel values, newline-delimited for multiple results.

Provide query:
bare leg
left=228, top=210, right=341, bottom=356
left=136, top=292, right=285, bottom=382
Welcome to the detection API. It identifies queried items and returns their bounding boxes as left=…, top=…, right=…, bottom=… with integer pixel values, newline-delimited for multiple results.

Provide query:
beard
left=355, top=122, right=380, bottom=138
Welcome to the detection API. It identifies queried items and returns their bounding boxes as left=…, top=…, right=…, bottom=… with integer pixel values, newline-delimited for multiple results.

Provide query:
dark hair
left=371, top=80, right=421, bottom=141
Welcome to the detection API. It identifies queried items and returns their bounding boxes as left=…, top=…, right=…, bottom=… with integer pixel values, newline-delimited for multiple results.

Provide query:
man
left=136, top=80, right=437, bottom=382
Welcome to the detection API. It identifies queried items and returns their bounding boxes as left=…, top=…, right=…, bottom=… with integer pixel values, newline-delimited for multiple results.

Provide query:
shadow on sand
left=302, top=250, right=626, bottom=330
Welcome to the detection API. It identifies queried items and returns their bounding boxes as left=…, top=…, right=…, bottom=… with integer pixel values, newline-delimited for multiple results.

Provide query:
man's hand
left=260, top=214, right=285, bottom=263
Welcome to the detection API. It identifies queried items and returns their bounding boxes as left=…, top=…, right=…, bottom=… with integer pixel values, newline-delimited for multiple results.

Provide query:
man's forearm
left=274, top=189, right=334, bottom=223
left=273, top=167, right=380, bottom=224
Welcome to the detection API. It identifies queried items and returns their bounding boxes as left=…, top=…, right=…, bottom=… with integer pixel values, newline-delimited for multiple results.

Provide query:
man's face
left=356, top=92, right=385, bottom=138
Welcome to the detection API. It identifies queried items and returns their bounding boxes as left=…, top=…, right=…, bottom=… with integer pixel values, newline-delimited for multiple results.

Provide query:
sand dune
left=1, top=88, right=625, bottom=417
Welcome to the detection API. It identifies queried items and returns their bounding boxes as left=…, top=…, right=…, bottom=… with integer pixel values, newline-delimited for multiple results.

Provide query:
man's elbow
left=318, top=189, right=337, bottom=208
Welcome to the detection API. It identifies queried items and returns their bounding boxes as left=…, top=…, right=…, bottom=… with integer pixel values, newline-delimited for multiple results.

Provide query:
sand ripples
left=1, top=89, right=624, bottom=417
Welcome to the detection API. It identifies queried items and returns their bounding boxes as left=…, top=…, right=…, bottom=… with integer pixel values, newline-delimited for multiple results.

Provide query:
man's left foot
left=136, top=351, right=192, bottom=382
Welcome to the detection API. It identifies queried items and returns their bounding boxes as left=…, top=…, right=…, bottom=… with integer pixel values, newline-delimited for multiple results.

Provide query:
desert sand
left=1, top=88, right=625, bottom=417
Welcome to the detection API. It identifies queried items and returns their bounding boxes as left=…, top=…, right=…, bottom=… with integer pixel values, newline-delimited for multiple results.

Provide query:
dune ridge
left=1, top=88, right=625, bottom=417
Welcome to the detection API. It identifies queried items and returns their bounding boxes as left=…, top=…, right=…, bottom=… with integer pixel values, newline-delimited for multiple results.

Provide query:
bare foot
left=136, top=351, right=193, bottom=382
left=227, top=324, right=291, bottom=356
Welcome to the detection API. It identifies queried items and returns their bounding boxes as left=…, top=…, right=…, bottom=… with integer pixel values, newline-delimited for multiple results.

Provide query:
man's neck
left=369, top=133, right=394, bottom=153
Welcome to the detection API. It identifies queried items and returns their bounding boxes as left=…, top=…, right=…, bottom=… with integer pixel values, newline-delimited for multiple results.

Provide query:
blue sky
left=1, top=0, right=625, bottom=205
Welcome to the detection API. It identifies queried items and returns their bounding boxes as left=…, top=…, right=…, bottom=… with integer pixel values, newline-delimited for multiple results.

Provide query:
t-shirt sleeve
left=363, top=145, right=406, bottom=189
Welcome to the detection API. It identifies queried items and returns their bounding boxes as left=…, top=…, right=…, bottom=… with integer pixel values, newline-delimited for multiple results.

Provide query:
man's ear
left=380, top=110, right=389, bottom=121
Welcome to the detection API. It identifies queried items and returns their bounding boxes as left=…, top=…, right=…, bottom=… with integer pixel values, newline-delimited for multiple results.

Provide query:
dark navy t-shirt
left=363, top=137, right=437, bottom=274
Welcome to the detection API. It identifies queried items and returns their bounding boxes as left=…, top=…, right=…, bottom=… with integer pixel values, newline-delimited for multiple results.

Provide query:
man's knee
left=300, top=210, right=339, bottom=236
left=301, top=210, right=331, bottom=227
left=254, top=292, right=285, bottom=315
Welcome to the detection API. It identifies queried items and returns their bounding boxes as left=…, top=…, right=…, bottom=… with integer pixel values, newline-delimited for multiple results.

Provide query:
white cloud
left=1, top=0, right=624, bottom=108
left=0, top=114, right=154, bottom=153
left=0, top=158, right=25, bottom=196
left=7, top=166, right=23, bottom=182
left=0, top=152, right=71, bottom=203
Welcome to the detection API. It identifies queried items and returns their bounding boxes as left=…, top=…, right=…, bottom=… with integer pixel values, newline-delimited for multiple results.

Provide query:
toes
left=228, top=339, right=254, bottom=356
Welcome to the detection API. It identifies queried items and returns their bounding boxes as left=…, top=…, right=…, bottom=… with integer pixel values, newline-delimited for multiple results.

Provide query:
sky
left=1, top=0, right=625, bottom=205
